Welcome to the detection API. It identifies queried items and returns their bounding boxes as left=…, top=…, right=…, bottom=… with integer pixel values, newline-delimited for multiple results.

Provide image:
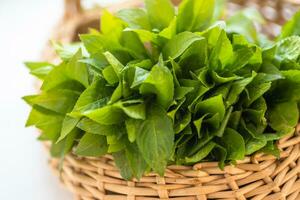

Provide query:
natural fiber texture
left=49, top=126, right=300, bottom=200
left=42, top=0, right=300, bottom=199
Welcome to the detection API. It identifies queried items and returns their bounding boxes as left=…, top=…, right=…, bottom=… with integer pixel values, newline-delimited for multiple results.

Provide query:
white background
left=0, top=0, right=124, bottom=199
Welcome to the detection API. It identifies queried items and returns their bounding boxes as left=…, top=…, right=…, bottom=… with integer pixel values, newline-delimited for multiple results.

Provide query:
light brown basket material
left=42, top=0, right=300, bottom=199
left=50, top=128, right=300, bottom=200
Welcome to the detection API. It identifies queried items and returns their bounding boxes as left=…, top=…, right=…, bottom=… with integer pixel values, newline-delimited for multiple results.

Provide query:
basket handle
left=64, top=0, right=82, bottom=19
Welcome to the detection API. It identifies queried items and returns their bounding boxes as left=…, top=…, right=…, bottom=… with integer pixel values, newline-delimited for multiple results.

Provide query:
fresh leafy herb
left=24, top=0, right=300, bottom=180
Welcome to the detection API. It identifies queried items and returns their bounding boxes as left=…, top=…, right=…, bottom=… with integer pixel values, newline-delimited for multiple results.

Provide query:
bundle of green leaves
left=24, top=0, right=300, bottom=180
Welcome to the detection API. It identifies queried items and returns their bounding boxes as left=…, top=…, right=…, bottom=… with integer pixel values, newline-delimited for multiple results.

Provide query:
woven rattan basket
left=42, top=0, right=300, bottom=199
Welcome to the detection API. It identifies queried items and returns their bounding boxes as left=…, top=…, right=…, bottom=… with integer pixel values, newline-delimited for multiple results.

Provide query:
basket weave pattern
left=50, top=129, right=300, bottom=200
left=42, top=0, right=300, bottom=199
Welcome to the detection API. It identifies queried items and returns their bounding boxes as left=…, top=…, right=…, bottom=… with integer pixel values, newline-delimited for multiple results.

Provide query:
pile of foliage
left=24, top=0, right=300, bottom=180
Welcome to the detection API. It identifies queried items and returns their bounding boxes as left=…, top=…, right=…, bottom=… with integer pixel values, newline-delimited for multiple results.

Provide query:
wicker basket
left=42, top=0, right=300, bottom=199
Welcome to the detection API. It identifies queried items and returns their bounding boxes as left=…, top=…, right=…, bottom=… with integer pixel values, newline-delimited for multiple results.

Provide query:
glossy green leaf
left=50, top=128, right=79, bottom=157
left=75, top=133, right=108, bottom=157
left=76, top=118, right=120, bottom=136
left=57, top=116, right=80, bottom=142
left=140, top=64, right=174, bottom=109
left=195, top=95, right=225, bottom=122
left=280, top=11, right=300, bottom=39
left=177, top=0, right=215, bottom=32
left=136, top=104, right=174, bottom=175
left=162, top=32, right=204, bottom=59
left=221, top=128, right=245, bottom=160
left=185, top=141, right=215, bottom=163
left=42, top=51, right=89, bottom=90
left=24, top=62, right=54, bottom=79
left=117, top=8, right=151, bottom=30
left=145, top=0, right=174, bottom=30
left=267, top=101, right=299, bottom=132
left=29, top=89, right=80, bottom=114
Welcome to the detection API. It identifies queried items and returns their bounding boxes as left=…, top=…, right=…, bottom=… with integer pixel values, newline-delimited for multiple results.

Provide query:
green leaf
left=101, top=10, right=124, bottom=42
left=226, top=72, right=256, bottom=106
left=178, top=39, right=208, bottom=72
left=281, top=70, right=300, bottom=83
left=177, top=0, right=215, bottom=32
left=57, top=116, right=80, bottom=142
left=267, top=101, right=299, bottom=132
left=275, top=36, right=300, bottom=62
left=244, top=75, right=272, bottom=106
left=114, top=100, right=146, bottom=120
left=144, top=0, right=175, bottom=30
left=159, top=17, right=177, bottom=39
left=174, top=87, right=194, bottom=100
left=221, top=128, right=245, bottom=160
left=213, top=106, right=233, bottom=137
left=117, top=8, right=151, bottom=30
left=75, top=133, right=108, bottom=157
left=77, top=118, right=121, bottom=136
left=84, top=105, right=125, bottom=125
left=280, top=11, right=300, bottom=39
left=125, top=142, right=148, bottom=179
left=185, top=141, right=215, bottom=163
left=79, top=98, right=146, bottom=125
left=125, top=28, right=158, bottom=44
left=195, top=95, right=225, bottom=122
left=226, top=46, right=255, bottom=72
left=226, top=10, right=259, bottom=43
left=79, top=52, right=108, bottom=73
left=80, top=34, right=108, bottom=55
left=260, top=141, right=280, bottom=158
left=113, top=150, right=133, bottom=180
left=113, top=141, right=148, bottom=180
left=24, top=62, right=54, bottom=79
left=167, top=98, right=185, bottom=121
left=174, top=112, right=191, bottom=133
left=50, top=128, right=79, bottom=157
left=107, top=136, right=126, bottom=153
left=26, top=107, right=64, bottom=141
left=110, top=82, right=123, bottom=103
left=52, top=42, right=82, bottom=61
left=130, top=67, right=149, bottom=88
left=71, top=78, right=112, bottom=116
left=120, top=31, right=148, bottom=59
left=136, top=104, right=174, bottom=175
left=40, top=63, right=69, bottom=91
left=125, top=119, right=142, bottom=142
left=245, top=137, right=267, bottom=155
left=162, top=32, right=204, bottom=59
left=209, top=30, right=233, bottom=69
left=140, top=64, right=174, bottom=109
left=103, top=51, right=125, bottom=77
left=212, top=143, right=227, bottom=169
left=42, top=50, right=89, bottom=90
left=193, top=114, right=209, bottom=138
left=200, top=21, right=225, bottom=47
left=29, top=89, right=80, bottom=114
left=211, top=71, right=240, bottom=84
left=102, top=66, right=119, bottom=85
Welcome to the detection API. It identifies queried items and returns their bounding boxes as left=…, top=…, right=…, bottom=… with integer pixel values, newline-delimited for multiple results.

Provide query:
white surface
left=0, top=0, right=108, bottom=199
left=0, top=1, right=129, bottom=199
